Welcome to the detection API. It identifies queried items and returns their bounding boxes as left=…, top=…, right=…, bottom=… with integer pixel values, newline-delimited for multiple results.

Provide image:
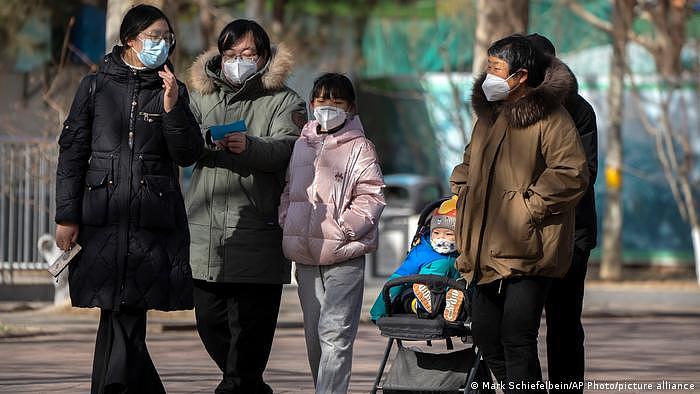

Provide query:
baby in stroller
left=370, top=196, right=465, bottom=323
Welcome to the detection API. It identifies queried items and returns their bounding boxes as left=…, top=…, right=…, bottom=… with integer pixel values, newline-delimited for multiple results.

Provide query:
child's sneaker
left=412, top=283, right=433, bottom=314
left=444, top=288, right=464, bottom=322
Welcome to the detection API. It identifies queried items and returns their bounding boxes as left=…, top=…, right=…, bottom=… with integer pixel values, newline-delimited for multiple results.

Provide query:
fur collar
left=471, top=56, right=578, bottom=128
left=188, top=43, right=295, bottom=95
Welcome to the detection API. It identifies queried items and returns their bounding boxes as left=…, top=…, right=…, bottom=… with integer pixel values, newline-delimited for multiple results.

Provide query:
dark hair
left=526, top=33, right=556, bottom=56
left=119, top=4, right=175, bottom=53
left=311, top=73, right=357, bottom=109
left=218, top=19, right=272, bottom=61
left=487, top=34, right=545, bottom=87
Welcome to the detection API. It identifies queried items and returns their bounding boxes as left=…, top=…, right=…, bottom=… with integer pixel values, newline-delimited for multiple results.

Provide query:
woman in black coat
left=54, top=5, right=203, bottom=393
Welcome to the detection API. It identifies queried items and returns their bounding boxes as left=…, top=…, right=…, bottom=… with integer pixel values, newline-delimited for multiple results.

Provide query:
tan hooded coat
left=450, top=66, right=589, bottom=285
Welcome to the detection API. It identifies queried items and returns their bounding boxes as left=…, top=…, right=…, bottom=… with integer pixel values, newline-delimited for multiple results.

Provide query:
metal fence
left=0, top=137, right=416, bottom=286
left=0, top=139, right=57, bottom=283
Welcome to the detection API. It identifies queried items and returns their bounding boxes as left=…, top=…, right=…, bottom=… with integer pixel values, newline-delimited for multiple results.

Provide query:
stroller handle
left=382, top=274, right=468, bottom=316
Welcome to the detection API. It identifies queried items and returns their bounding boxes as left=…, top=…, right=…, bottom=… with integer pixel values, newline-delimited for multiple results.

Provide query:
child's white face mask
left=430, top=237, right=456, bottom=254
left=313, top=105, right=347, bottom=131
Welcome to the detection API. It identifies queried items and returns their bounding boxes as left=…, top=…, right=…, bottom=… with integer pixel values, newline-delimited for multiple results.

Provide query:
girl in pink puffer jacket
left=278, top=73, right=385, bottom=394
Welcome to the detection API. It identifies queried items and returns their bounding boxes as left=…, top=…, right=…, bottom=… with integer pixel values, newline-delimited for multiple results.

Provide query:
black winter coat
left=55, top=47, right=204, bottom=311
left=540, top=57, right=598, bottom=253
left=565, top=94, right=598, bottom=252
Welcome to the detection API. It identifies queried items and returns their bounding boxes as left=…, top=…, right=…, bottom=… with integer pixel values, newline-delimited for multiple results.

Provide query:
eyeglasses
left=139, top=31, right=176, bottom=45
left=223, top=54, right=259, bottom=63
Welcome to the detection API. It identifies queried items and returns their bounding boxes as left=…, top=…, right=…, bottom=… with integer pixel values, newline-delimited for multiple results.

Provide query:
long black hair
left=119, top=4, right=176, bottom=54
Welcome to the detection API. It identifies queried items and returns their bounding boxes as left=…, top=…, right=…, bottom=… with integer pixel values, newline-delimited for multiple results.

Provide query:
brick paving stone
left=1, top=316, right=699, bottom=393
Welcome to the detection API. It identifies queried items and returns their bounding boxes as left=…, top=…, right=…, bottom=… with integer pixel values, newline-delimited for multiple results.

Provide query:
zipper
left=498, top=279, right=503, bottom=295
left=138, top=111, right=162, bottom=123
left=310, top=137, right=326, bottom=209
left=335, top=141, right=363, bottom=219
left=128, top=99, right=137, bottom=148
left=108, top=153, right=116, bottom=186
left=120, top=70, right=139, bottom=305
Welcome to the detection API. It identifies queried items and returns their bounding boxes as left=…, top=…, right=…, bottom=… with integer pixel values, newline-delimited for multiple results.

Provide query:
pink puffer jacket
left=279, top=116, right=385, bottom=266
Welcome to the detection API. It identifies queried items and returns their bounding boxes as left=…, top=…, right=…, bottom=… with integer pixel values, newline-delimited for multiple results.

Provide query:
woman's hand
left=222, top=133, right=248, bottom=154
left=56, top=222, right=79, bottom=251
left=159, top=64, right=178, bottom=113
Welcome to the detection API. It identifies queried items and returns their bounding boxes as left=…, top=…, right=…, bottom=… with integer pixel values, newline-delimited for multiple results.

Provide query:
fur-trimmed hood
left=471, top=56, right=578, bottom=128
left=188, top=43, right=295, bottom=95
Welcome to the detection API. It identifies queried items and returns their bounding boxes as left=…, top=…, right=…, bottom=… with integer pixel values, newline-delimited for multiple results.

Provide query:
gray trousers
left=296, top=256, right=365, bottom=394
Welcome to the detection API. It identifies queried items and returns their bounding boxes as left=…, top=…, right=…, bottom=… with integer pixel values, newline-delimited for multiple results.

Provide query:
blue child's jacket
left=370, top=234, right=459, bottom=321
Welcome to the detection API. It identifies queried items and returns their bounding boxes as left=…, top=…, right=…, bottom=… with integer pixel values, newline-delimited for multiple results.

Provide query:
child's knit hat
left=430, top=196, right=458, bottom=232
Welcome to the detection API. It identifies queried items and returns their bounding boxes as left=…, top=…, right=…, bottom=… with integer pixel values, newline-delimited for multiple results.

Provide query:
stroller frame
left=370, top=198, right=489, bottom=394
left=370, top=274, right=486, bottom=394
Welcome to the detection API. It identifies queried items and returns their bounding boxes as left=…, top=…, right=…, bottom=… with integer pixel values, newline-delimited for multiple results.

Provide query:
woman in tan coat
left=450, top=35, right=588, bottom=392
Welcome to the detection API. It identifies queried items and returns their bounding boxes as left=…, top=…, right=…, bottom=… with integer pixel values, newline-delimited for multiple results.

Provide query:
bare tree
left=472, top=0, right=529, bottom=73
left=569, top=1, right=697, bottom=282
left=625, top=1, right=695, bottom=283
left=603, top=0, right=635, bottom=280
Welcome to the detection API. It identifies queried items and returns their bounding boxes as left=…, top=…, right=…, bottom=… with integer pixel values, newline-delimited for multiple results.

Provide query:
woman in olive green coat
left=185, top=19, right=306, bottom=393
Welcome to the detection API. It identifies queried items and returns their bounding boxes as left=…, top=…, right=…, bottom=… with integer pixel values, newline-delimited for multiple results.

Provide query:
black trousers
left=471, top=276, right=551, bottom=394
left=545, top=248, right=590, bottom=393
left=91, top=307, right=165, bottom=394
left=193, top=280, right=283, bottom=394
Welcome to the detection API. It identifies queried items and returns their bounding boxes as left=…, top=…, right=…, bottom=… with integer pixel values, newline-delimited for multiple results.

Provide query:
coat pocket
left=489, top=190, right=542, bottom=260
left=81, top=169, right=109, bottom=226
left=138, top=175, right=176, bottom=230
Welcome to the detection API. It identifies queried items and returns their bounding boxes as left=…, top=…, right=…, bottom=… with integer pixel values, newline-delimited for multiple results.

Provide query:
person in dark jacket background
left=54, top=5, right=203, bottom=393
left=527, top=33, right=598, bottom=394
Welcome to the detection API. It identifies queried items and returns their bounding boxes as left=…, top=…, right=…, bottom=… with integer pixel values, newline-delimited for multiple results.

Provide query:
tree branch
left=565, top=0, right=612, bottom=33
left=565, top=0, right=658, bottom=52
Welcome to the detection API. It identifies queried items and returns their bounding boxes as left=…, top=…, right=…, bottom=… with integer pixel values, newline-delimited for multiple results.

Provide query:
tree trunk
left=271, top=0, right=287, bottom=38
left=106, top=0, right=167, bottom=50
left=645, top=0, right=687, bottom=80
left=198, top=0, right=216, bottom=51
left=600, top=0, right=634, bottom=280
left=246, top=0, right=265, bottom=21
left=472, top=0, right=529, bottom=73
left=692, top=226, right=700, bottom=285
left=106, top=0, right=134, bottom=50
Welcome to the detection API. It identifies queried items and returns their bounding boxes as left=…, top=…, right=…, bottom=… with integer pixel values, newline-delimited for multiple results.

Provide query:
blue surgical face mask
left=133, top=38, right=169, bottom=69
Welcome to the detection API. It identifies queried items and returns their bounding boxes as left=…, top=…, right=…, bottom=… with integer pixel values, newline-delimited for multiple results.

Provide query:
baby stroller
left=371, top=198, right=494, bottom=394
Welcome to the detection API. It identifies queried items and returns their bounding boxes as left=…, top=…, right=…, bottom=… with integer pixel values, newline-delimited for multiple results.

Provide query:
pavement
left=2, top=279, right=700, bottom=335
left=1, top=280, right=700, bottom=393
left=1, top=315, right=699, bottom=393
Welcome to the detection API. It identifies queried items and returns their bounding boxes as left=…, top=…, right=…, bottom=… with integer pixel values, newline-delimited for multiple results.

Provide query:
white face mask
left=481, top=72, right=520, bottom=102
left=313, top=106, right=348, bottom=131
left=223, top=58, right=257, bottom=85
left=430, top=237, right=456, bottom=254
